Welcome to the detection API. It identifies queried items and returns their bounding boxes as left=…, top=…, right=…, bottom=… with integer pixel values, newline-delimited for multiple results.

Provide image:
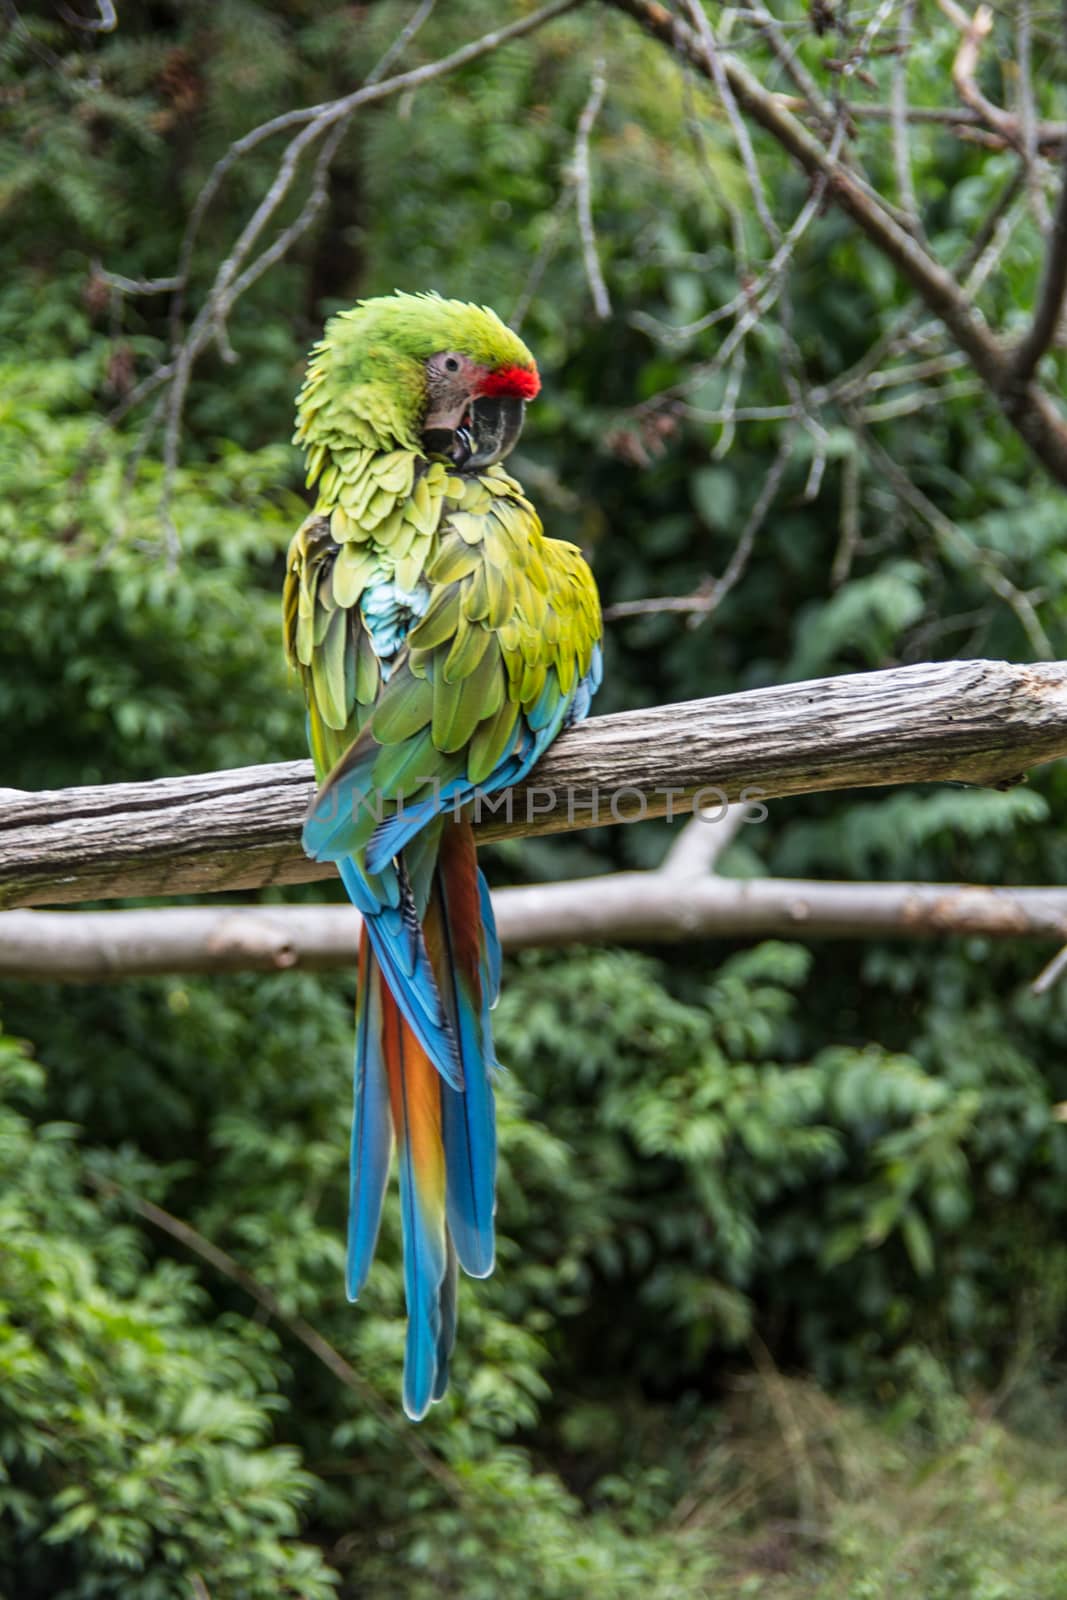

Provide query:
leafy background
left=3, top=2, right=1067, bottom=1594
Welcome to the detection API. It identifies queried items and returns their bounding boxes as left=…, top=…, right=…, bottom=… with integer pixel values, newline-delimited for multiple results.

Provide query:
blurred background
left=3, top=1, right=1067, bottom=1594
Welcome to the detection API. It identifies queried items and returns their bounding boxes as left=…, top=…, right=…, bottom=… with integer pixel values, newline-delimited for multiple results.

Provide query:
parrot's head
left=295, top=291, right=540, bottom=477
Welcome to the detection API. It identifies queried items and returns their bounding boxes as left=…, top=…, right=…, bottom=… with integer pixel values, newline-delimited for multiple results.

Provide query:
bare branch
left=366, top=0, right=439, bottom=85
left=856, top=377, right=983, bottom=422
left=683, top=0, right=780, bottom=247
left=770, top=97, right=1067, bottom=147
left=844, top=0, right=899, bottom=80
left=604, top=0, right=1067, bottom=487
left=937, top=0, right=1022, bottom=151
left=601, top=592, right=719, bottom=619
left=831, top=448, right=861, bottom=588
left=606, top=432, right=794, bottom=624
left=1015, top=0, right=1053, bottom=232
left=659, top=802, right=748, bottom=877
left=3, top=661, right=1067, bottom=907
left=572, top=58, right=612, bottom=319
left=58, top=0, right=115, bottom=30
left=813, top=168, right=1024, bottom=434
left=701, top=431, right=794, bottom=612
left=1009, top=134, right=1067, bottom=385
left=746, top=0, right=837, bottom=139
left=222, top=115, right=352, bottom=311
left=1032, top=941, right=1067, bottom=994
left=510, top=184, right=573, bottom=330
left=93, top=270, right=183, bottom=297
left=891, top=0, right=920, bottom=228
left=634, top=119, right=845, bottom=348
left=680, top=50, right=751, bottom=271
left=6, top=873, right=1067, bottom=981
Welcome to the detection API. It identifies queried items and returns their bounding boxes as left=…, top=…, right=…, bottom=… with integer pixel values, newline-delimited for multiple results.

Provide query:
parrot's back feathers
left=285, top=293, right=601, bottom=1417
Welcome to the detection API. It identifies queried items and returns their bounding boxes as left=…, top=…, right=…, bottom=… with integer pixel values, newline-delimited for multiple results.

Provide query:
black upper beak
left=466, top=395, right=526, bottom=468
left=422, top=396, right=526, bottom=472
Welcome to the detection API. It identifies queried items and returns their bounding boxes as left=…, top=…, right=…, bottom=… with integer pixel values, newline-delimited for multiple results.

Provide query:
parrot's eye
left=443, top=356, right=460, bottom=373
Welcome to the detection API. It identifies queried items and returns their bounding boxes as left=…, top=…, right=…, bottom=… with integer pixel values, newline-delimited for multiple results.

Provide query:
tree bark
left=1, top=877, right=1065, bottom=980
left=1, top=660, right=1065, bottom=908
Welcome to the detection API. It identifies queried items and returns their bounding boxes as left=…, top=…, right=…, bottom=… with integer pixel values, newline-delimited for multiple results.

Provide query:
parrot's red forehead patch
left=478, top=363, right=541, bottom=401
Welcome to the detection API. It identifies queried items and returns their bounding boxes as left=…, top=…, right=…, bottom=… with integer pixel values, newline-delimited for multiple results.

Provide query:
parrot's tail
left=346, top=818, right=498, bottom=1420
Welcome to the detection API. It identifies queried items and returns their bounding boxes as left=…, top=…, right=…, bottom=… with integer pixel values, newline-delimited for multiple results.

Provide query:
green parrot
left=283, top=293, right=602, bottom=1419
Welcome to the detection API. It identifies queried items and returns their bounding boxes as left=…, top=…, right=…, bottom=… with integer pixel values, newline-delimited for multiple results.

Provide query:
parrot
left=282, top=293, right=602, bottom=1420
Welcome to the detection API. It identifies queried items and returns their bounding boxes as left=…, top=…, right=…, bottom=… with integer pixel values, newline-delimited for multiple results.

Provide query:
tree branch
left=853, top=423, right=1055, bottom=659
left=1009, top=133, right=1067, bottom=385
left=658, top=802, right=747, bottom=877
left=938, top=0, right=1022, bottom=151
left=1015, top=0, right=1053, bottom=233
left=604, top=433, right=794, bottom=623
left=572, top=57, right=612, bottom=319
left=602, top=0, right=1067, bottom=487
left=891, top=0, right=921, bottom=228
left=4, top=875, right=1066, bottom=982
left=2, top=661, right=1067, bottom=907
left=769, top=98, right=1067, bottom=148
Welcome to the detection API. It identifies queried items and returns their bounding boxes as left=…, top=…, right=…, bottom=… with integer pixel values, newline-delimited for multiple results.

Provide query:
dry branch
left=939, top=0, right=1022, bottom=152
left=769, top=100, right=1067, bottom=149
left=604, top=0, right=1067, bottom=488
left=4, top=876, right=1066, bottom=981
left=2, top=661, right=1067, bottom=908
left=1011, top=133, right=1067, bottom=385
left=573, top=58, right=612, bottom=319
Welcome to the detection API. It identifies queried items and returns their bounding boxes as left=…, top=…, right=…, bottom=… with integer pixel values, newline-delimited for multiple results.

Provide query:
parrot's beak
left=421, top=396, right=526, bottom=471
left=466, top=394, right=526, bottom=467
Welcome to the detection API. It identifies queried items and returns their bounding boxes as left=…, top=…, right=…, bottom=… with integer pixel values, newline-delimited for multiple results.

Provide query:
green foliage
left=0, top=345, right=304, bottom=786
left=4, top=0, right=1067, bottom=1594
left=0, top=1030, right=338, bottom=1599
left=493, top=944, right=1067, bottom=1394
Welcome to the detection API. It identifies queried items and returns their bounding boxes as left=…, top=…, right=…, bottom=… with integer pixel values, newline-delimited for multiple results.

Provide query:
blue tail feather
left=432, top=1235, right=459, bottom=1404
left=346, top=944, right=393, bottom=1299
left=434, top=835, right=497, bottom=1280
left=338, top=858, right=463, bottom=1092
left=477, top=868, right=502, bottom=1010
left=389, top=995, right=451, bottom=1422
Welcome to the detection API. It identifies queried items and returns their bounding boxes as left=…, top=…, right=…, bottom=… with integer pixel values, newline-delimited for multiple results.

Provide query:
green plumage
left=284, top=294, right=598, bottom=801
left=285, top=290, right=602, bottom=1421
left=285, top=461, right=601, bottom=799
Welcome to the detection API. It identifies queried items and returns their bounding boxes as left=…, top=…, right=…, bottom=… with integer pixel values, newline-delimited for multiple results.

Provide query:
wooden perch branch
left=1, top=661, right=1066, bottom=909
left=3, top=878, right=1066, bottom=981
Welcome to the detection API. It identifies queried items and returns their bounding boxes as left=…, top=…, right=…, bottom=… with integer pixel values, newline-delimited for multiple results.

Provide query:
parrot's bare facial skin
left=422, top=350, right=535, bottom=471
left=422, top=351, right=485, bottom=432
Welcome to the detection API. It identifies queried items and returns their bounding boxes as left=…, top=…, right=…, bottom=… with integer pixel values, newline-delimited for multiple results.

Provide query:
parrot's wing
left=301, top=476, right=603, bottom=872
left=283, top=512, right=383, bottom=774
left=289, top=474, right=601, bottom=1097
left=285, top=508, right=464, bottom=1084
